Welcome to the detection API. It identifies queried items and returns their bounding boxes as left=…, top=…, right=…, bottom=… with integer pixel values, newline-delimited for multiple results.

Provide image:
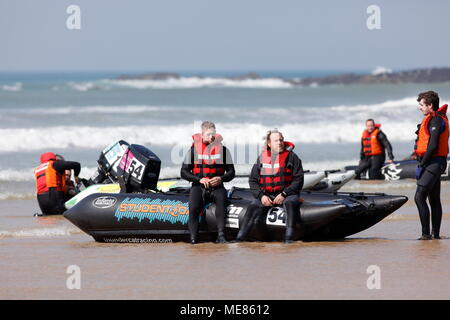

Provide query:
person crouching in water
left=237, top=129, right=304, bottom=243
left=414, top=91, right=449, bottom=240
left=180, top=121, right=235, bottom=244
left=354, top=119, right=394, bottom=179
left=34, top=152, right=81, bottom=215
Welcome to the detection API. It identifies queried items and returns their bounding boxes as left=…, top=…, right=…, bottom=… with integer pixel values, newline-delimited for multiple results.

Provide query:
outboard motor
left=116, top=144, right=161, bottom=193
left=89, top=140, right=130, bottom=184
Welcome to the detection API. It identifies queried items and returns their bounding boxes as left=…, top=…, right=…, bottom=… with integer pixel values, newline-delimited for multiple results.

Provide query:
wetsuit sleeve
left=419, top=116, right=444, bottom=167
left=52, top=160, right=81, bottom=177
left=220, top=146, right=235, bottom=182
left=180, top=146, right=201, bottom=183
left=282, top=152, right=304, bottom=196
left=378, top=131, right=394, bottom=160
left=249, top=160, right=263, bottom=200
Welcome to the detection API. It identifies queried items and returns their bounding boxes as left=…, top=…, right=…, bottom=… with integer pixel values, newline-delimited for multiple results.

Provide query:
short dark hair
left=366, top=119, right=375, bottom=125
left=417, top=91, right=440, bottom=111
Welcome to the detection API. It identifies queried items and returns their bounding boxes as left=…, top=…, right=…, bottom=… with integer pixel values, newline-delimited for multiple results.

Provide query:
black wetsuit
left=355, top=130, right=394, bottom=179
left=414, top=116, right=448, bottom=238
left=237, top=151, right=304, bottom=241
left=180, top=146, right=235, bottom=242
left=37, top=160, right=81, bottom=215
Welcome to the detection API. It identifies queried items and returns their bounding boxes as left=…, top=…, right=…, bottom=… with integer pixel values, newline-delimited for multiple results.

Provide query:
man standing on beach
left=180, top=121, right=235, bottom=244
left=237, top=129, right=304, bottom=243
left=414, top=91, right=449, bottom=240
left=355, top=119, right=394, bottom=179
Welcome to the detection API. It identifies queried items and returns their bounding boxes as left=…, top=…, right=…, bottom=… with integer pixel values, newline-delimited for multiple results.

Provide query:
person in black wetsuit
left=355, top=119, right=394, bottom=180
left=236, top=129, right=304, bottom=243
left=34, top=152, right=81, bottom=215
left=180, top=121, right=235, bottom=244
left=414, top=91, right=449, bottom=240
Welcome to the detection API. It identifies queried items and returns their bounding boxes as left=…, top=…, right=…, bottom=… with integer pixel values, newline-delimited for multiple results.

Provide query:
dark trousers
left=237, top=194, right=301, bottom=240
left=414, top=157, right=446, bottom=237
left=355, top=154, right=385, bottom=180
left=37, top=189, right=66, bottom=215
left=188, top=184, right=227, bottom=241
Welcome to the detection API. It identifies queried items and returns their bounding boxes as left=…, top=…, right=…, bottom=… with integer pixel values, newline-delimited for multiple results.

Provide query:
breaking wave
left=87, top=77, right=293, bottom=90
left=1, top=82, right=22, bottom=92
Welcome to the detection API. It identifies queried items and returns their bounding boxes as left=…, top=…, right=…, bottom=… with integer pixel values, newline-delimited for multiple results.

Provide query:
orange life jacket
left=415, top=104, right=449, bottom=158
left=259, top=141, right=295, bottom=194
left=34, top=152, right=65, bottom=195
left=191, top=133, right=226, bottom=178
left=362, top=125, right=384, bottom=156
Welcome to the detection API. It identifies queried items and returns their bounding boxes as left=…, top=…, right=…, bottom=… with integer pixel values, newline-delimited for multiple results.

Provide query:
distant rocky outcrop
left=289, top=67, right=450, bottom=86
left=116, top=67, right=450, bottom=85
left=117, top=72, right=180, bottom=80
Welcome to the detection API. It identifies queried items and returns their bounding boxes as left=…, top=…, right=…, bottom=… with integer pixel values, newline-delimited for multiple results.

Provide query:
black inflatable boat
left=64, top=187, right=407, bottom=242
left=63, top=140, right=408, bottom=242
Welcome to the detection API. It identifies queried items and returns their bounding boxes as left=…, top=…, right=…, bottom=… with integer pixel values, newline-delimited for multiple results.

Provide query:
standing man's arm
left=419, top=117, right=444, bottom=167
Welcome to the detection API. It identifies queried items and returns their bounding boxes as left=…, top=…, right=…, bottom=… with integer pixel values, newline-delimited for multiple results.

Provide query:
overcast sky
left=1, top=0, right=449, bottom=72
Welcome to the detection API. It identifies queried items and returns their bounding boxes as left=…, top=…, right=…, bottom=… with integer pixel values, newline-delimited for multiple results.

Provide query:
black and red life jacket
left=191, top=133, right=226, bottom=178
left=259, top=141, right=295, bottom=194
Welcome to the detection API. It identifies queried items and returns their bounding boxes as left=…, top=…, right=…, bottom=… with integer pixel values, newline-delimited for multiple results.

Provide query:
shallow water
left=1, top=182, right=449, bottom=300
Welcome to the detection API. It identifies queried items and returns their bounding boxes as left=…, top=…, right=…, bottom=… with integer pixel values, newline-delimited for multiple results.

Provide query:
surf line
left=179, top=304, right=215, bottom=318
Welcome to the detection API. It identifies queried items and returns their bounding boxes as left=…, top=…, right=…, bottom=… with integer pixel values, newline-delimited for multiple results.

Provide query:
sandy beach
left=1, top=180, right=449, bottom=300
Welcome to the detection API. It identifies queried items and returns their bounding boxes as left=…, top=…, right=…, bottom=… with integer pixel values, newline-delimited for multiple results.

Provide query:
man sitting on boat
left=180, top=121, right=235, bottom=244
left=237, top=129, right=304, bottom=243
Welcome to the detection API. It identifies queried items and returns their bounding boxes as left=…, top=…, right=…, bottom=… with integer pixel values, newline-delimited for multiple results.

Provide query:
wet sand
left=1, top=181, right=450, bottom=300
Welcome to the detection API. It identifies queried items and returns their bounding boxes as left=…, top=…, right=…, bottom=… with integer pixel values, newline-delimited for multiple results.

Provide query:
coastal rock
left=116, top=67, right=450, bottom=85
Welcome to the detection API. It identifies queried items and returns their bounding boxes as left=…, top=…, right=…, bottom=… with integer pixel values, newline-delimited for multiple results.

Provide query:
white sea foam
left=0, top=192, right=35, bottom=200
left=0, top=96, right=437, bottom=152
left=106, top=77, right=293, bottom=89
left=372, top=66, right=393, bottom=75
left=1, top=82, right=22, bottom=91
left=0, top=166, right=99, bottom=183
left=1, top=105, right=165, bottom=115
left=0, top=96, right=424, bottom=121
left=0, top=226, right=81, bottom=239
left=0, top=168, right=34, bottom=181
left=0, top=120, right=419, bottom=153
left=67, top=81, right=105, bottom=91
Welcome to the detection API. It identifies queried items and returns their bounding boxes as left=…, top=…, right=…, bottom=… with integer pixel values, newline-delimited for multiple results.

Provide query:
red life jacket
left=415, top=104, right=449, bottom=157
left=361, top=124, right=383, bottom=156
left=34, top=152, right=65, bottom=194
left=191, top=133, right=226, bottom=178
left=259, top=141, right=295, bottom=194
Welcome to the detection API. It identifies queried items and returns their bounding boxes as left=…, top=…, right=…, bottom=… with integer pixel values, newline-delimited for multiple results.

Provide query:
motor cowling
left=89, top=140, right=130, bottom=184
left=116, top=144, right=161, bottom=192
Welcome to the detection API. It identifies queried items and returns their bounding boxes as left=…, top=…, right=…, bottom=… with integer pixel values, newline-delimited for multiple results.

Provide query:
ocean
left=1, top=71, right=450, bottom=299
left=2, top=71, right=450, bottom=201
